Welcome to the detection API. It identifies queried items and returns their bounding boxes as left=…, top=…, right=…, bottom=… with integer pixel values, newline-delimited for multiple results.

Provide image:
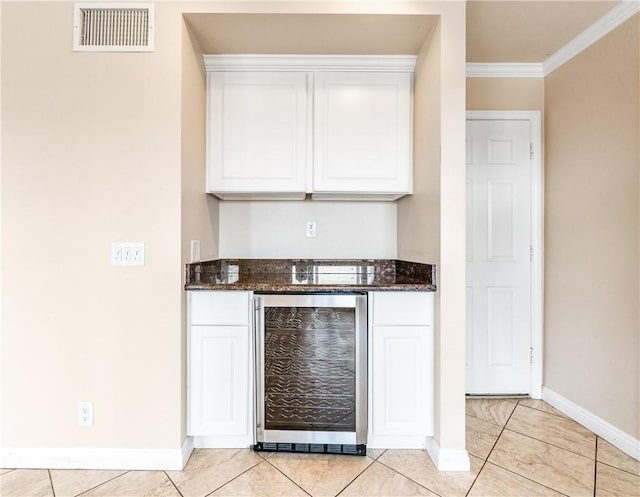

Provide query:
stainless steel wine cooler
left=253, top=294, right=367, bottom=455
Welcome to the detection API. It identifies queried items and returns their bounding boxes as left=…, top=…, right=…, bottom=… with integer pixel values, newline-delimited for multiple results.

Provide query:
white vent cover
left=73, top=3, right=154, bottom=52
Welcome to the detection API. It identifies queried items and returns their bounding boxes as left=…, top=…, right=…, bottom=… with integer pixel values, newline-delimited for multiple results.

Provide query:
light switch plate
left=190, top=240, right=201, bottom=263
left=306, top=221, right=317, bottom=238
left=112, top=242, right=144, bottom=266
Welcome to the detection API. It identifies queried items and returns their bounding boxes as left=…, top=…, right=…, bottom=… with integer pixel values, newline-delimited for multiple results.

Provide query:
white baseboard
left=181, top=436, right=194, bottom=467
left=543, top=387, right=640, bottom=461
left=0, top=438, right=193, bottom=471
left=192, top=435, right=253, bottom=449
left=367, top=434, right=427, bottom=450
left=425, top=437, right=470, bottom=471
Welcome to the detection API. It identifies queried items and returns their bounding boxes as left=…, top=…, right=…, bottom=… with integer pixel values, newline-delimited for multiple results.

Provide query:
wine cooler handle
left=252, top=295, right=265, bottom=438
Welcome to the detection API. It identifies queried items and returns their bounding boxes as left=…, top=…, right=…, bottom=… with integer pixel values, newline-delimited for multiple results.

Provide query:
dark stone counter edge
left=184, top=258, right=436, bottom=292
left=185, top=283, right=437, bottom=293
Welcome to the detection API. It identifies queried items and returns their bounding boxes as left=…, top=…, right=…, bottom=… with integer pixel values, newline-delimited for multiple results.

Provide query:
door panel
left=487, top=180, right=516, bottom=261
left=487, top=287, right=516, bottom=367
left=466, top=119, right=531, bottom=394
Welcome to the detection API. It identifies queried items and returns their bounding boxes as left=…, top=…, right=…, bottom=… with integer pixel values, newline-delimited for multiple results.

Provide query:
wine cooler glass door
left=255, top=294, right=367, bottom=446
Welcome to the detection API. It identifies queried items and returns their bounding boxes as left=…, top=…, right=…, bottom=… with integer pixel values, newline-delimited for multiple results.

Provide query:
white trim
left=466, top=63, right=544, bottom=78
left=0, top=442, right=191, bottom=471
left=542, top=387, right=640, bottom=461
left=181, top=437, right=194, bottom=468
left=467, top=1, right=639, bottom=78
left=544, top=1, right=640, bottom=76
left=465, top=111, right=544, bottom=399
left=203, top=54, right=417, bottom=72
left=367, top=435, right=427, bottom=450
left=191, top=435, right=253, bottom=449
left=425, top=437, right=471, bottom=471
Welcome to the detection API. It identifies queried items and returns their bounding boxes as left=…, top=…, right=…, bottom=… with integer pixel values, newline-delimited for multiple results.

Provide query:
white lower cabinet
left=188, top=291, right=253, bottom=447
left=187, top=290, right=434, bottom=449
left=368, top=292, right=434, bottom=449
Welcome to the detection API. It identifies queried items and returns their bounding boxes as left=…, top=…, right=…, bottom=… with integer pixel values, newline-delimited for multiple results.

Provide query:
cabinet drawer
left=372, top=292, right=433, bottom=326
left=189, top=291, right=251, bottom=326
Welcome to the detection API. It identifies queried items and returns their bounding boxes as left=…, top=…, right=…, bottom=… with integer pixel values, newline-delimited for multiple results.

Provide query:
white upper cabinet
left=313, top=72, right=413, bottom=200
left=207, top=71, right=308, bottom=199
left=204, top=55, right=415, bottom=201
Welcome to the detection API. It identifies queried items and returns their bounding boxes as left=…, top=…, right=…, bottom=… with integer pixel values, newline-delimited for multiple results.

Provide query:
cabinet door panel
left=371, top=325, right=433, bottom=437
left=314, top=72, right=412, bottom=194
left=208, top=72, right=308, bottom=195
left=189, top=326, right=250, bottom=436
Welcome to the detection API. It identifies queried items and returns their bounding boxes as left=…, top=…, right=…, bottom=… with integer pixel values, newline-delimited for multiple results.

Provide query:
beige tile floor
left=2, top=399, right=639, bottom=497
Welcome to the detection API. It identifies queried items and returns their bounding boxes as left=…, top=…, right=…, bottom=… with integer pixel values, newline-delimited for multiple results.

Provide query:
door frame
left=465, top=110, right=543, bottom=399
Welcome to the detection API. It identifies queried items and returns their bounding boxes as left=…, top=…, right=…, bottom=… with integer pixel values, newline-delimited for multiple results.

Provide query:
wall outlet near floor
left=78, top=401, right=94, bottom=426
left=111, top=242, right=144, bottom=266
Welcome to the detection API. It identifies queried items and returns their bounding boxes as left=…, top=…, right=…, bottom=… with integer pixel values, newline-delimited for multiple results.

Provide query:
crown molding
left=544, top=0, right=640, bottom=75
left=468, top=1, right=639, bottom=78
left=203, top=54, right=417, bottom=72
left=466, top=63, right=544, bottom=78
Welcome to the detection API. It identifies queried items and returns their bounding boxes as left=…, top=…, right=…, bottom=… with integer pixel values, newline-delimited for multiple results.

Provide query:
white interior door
left=466, top=119, right=532, bottom=395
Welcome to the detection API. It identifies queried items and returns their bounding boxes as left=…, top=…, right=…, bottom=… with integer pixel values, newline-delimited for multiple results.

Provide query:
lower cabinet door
left=371, top=325, right=433, bottom=438
left=189, top=325, right=250, bottom=437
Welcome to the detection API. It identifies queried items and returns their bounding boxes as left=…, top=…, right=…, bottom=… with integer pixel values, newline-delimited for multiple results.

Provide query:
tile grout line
left=483, top=461, right=571, bottom=497
left=517, top=401, right=610, bottom=454
left=516, top=403, right=593, bottom=435
left=485, top=400, right=589, bottom=496
left=48, top=469, right=57, bottom=497
left=164, top=471, right=185, bottom=497
left=502, top=426, right=596, bottom=461
left=264, top=458, right=312, bottom=496
left=505, top=403, right=597, bottom=461
left=593, top=436, right=598, bottom=497
left=74, top=471, right=131, bottom=497
left=333, top=453, right=383, bottom=497
left=465, top=411, right=506, bottom=429
left=370, top=448, right=387, bottom=461
left=373, top=457, right=445, bottom=497
left=464, top=399, right=519, bottom=497
left=596, top=459, right=640, bottom=478
left=518, top=401, right=569, bottom=420
left=202, top=458, right=265, bottom=497
left=595, top=436, right=640, bottom=478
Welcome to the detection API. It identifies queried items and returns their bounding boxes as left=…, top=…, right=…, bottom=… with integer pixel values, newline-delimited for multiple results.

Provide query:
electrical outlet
left=78, top=401, right=94, bottom=426
left=306, top=221, right=317, bottom=238
left=112, top=242, right=144, bottom=266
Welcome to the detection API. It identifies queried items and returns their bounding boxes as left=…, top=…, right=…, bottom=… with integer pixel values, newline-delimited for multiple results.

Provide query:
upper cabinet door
left=313, top=72, right=412, bottom=199
left=207, top=72, right=308, bottom=199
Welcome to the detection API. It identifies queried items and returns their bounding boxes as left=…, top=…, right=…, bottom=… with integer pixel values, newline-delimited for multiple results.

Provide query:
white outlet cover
left=306, top=221, right=317, bottom=238
left=190, top=240, right=201, bottom=263
left=78, top=401, right=94, bottom=426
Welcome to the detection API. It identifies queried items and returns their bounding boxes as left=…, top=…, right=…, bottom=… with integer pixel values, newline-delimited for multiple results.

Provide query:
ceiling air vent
left=73, top=3, right=154, bottom=52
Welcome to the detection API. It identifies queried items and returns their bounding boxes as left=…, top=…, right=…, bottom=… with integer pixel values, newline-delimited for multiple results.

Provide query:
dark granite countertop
left=185, top=259, right=436, bottom=292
